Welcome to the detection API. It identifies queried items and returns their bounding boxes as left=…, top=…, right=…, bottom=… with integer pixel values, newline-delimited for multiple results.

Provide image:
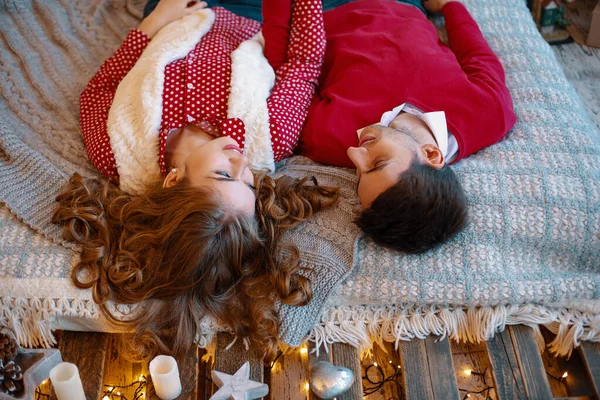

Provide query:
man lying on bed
left=292, top=0, right=518, bottom=254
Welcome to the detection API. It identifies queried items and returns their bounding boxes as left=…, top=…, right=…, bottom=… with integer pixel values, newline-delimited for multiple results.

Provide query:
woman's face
left=164, top=129, right=256, bottom=216
left=186, top=137, right=256, bottom=216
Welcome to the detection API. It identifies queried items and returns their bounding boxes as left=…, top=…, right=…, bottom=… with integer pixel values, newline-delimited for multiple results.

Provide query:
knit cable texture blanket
left=0, top=0, right=359, bottom=349
left=0, top=0, right=599, bottom=356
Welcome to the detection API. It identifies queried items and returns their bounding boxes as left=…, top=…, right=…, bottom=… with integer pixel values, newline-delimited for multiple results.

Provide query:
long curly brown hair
left=52, top=172, right=339, bottom=362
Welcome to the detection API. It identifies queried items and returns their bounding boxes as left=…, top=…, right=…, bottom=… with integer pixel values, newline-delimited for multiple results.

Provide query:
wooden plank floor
left=35, top=326, right=599, bottom=400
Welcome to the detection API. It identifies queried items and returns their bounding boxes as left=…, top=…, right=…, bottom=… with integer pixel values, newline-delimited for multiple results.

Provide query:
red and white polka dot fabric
left=80, top=0, right=325, bottom=180
left=80, top=29, right=150, bottom=179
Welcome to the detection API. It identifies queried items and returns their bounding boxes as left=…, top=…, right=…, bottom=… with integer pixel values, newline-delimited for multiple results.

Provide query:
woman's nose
left=231, top=153, right=249, bottom=173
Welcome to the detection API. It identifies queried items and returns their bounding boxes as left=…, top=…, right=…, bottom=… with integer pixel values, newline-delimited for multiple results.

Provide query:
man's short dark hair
left=356, top=161, right=468, bottom=254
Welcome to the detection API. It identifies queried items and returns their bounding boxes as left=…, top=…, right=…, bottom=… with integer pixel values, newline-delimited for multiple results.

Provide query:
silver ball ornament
left=309, top=361, right=355, bottom=399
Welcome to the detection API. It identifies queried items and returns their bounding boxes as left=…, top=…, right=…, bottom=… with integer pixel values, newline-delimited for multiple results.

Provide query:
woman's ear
left=163, top=168, right=180, bottom=188
left=421, top=144, right=445, bottom=170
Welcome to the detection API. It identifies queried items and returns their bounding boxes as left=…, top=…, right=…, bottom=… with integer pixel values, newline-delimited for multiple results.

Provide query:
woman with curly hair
left=52, top=0, right=338, bottom=362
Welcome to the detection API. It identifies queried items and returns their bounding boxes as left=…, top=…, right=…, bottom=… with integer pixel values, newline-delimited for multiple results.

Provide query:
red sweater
left=289, top=0, right=517, bottom=167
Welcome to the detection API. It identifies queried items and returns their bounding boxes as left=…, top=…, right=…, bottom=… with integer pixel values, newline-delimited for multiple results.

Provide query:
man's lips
left=222, top=144, right=243, bottom=156
left=359, top=134, right=376, bottom=147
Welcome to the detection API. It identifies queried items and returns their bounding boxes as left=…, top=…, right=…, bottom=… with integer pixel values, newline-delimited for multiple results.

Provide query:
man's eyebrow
left=365, top=162, right=389, bottom=174
left=209, top=176, right=257, bottom=191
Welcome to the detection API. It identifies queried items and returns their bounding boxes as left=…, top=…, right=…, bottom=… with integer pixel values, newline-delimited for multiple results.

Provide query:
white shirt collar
left=357, top=103, right=450, bottom=158
left=380, top=103, right=449, bottom=157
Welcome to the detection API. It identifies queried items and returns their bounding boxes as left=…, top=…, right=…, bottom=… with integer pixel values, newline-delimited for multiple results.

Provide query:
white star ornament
left=209, top=361, right=269, bottom=400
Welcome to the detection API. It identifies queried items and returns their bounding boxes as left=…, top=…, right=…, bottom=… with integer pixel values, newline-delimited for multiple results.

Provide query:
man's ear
left=163, top=168, right=180, bottom=188
left=420, top=144, right=445, bottom=170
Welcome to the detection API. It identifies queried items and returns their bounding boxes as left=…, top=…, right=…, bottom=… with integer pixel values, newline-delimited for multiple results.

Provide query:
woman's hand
left=139, top=0, right=208, bottom=38
left=422, top=0, right=459, bottom=13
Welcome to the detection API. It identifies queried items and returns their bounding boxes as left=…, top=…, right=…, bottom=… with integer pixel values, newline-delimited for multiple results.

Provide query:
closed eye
left=366, top=161, right=388, bottom=174
left=212, top=171, right=256, bottom=193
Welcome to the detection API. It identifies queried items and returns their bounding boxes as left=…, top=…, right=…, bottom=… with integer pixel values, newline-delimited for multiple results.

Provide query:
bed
left=0, top=0, right=599, bottom=357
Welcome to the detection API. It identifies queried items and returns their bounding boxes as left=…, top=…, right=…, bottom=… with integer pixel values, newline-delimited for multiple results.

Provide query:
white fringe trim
left=5, top=297, right=600, bottom=360
left=308, top=304, right=600, bottom=358
left=0, top=296, right=100, bottom=348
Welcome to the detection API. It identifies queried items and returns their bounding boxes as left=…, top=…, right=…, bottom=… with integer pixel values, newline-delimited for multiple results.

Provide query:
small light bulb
left=374, top=362, right=378, bottom=367
left=562, top=372, right=568, bottom=378
left=464, top=369, right=472, bottom=376
left=300, top=347, right=308, bottom=355
left=305, top=382, right=310, bottom=391
left=397, top=365, right=401, bottom=369
left=108, top=387, right=113, bottom=392
left=103, top=397, right=109, bottom=400
left=117, top=392, right=121, bottom=396
left=467, top=394, right=471, bottom=398
left=389, top=360, right=393, bottom=364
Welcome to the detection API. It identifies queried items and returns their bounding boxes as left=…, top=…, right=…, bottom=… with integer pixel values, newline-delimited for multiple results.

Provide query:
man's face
left=347, top=125, right=420, bottom=209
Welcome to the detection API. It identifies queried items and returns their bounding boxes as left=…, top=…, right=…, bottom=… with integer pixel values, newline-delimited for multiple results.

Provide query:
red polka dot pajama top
left=80, top=0, right=325, bottom=182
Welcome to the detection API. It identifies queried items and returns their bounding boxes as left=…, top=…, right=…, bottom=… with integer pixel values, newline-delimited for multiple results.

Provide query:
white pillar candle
left=49, top=362, right=86, bottom=400
left=149, top=355, right=182, bottom=400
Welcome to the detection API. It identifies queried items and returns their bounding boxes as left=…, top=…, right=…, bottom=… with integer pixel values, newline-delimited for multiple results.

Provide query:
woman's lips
left=222, top=144, right=243, bottom=156
left=359, top=134, right=376, bottom=147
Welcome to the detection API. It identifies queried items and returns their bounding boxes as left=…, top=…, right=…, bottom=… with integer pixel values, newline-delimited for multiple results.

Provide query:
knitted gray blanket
left=0, top=0, right=359, bottom=347
left=1, top=0, right=599, bottom=356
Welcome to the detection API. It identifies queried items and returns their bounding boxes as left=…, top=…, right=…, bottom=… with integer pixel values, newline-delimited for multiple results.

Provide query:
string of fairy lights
left=362, top=360, right=404, bottom=399
left=35, top=350, right=285, bottom=399
left=99, top=376, right=148, bottom=400
left=35, top=376, right=149, bottom=400
left=359, top=359, right=501, bottom=400
left=360, top=361, right=571, bottom=400
left=359, top=360, right=500, bottom=400
left=34, top=345, right=571, bottom=400
left=458, top=367, right=495, bottom=400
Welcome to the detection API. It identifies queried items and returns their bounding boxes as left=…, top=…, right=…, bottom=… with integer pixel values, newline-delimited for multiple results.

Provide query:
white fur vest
left=107, top=9, right=276, bottom=195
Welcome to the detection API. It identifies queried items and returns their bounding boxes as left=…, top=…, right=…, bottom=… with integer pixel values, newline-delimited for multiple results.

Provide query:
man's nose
left=347, top=146, right=369, bottom=172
